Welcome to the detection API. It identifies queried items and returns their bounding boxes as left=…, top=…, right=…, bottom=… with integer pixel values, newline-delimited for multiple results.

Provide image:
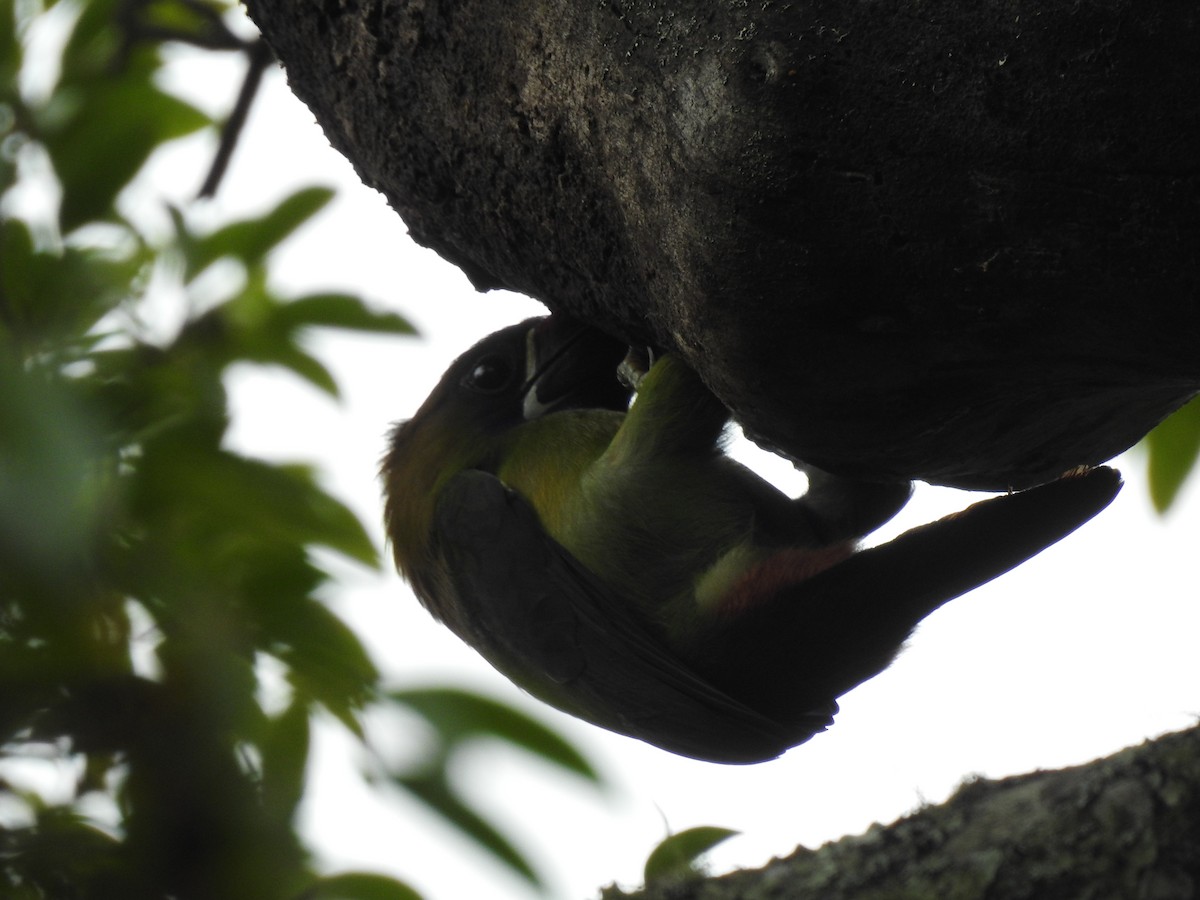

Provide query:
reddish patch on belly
left=720, top=541, right=856, bottom=617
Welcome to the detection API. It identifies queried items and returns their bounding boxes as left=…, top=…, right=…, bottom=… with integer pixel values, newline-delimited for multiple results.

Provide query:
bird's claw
left=618, top=346, right=656, bottom=391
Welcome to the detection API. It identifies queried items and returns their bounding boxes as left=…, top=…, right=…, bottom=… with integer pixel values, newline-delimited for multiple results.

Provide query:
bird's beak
left=521, top=316, right=633, bottom=420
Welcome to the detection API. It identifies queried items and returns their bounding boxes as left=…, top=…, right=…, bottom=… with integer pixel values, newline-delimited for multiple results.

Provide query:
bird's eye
left=463, top=355, right=515, bottom=393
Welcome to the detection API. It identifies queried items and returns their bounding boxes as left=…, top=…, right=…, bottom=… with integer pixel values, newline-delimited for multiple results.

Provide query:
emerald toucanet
left=383, top=315, right=1122, bottom=764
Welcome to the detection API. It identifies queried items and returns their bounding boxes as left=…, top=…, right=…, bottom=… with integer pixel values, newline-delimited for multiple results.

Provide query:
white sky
left=147, top=34, right=1200, bottom=900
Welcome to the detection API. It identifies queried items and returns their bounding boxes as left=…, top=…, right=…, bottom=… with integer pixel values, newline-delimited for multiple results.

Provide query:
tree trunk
left=243, top=0, right=1200, bottom=490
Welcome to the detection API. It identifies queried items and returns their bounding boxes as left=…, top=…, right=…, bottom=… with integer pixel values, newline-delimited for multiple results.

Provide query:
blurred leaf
left=0, top=2, right=524, bottom=895
left=272, top=462, right=378, bottom=566
left=643, top=826, right=739, bottom=885
left=384, top=688, right=604, bottom=889
left=397, top=771, right=541, bottom=888
left=207, top=283, right=411, bottom=396
left=36, top=675, right=159, bottom=755
left=267, top=597, right=378, bottom=736
left=139, top=0, right=238, bottom=47
left=391, top=687, right=601, bottom=784
left=277, top=293, right=415, bottom=336
left=0, top=807, right=128, bottom=897
left=305, top=872, right=424, bottom=900
left=59, top=0, right=128, bottom=86
left=136, top=444, right=378, bottom=567
left=0, top=218, right=149, bottom=353
left=1144, top=394, right=1200, bottom=513
left=0, top=216, right=36, bottom=321
left=86, top=339, right=230, bottom=452
left=260, top=697, right=311, bottom=824
left=45, top=79, right=210, bottom=231
left=0, top=355, right=103, bottom=580
left=182, top=187, right=334, bottom=281
left=235, top=322, right=340, bottom=396
left=0, top=1, right=19, bottom=91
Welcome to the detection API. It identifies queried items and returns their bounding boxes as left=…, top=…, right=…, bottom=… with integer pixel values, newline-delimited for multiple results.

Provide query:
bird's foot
left=617, top=345, right=656, bottom=391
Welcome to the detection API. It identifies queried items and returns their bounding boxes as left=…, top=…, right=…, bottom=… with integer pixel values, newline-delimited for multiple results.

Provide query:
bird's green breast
left=494, top=407, right=778, bottom=646
left=495, top=410, right=622, bottom=536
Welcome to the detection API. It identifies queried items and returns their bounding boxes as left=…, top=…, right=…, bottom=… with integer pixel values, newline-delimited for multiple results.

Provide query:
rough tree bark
left=605, top=725, right=1200, bottom=900
left=244, top=0, right=1199, bottom=491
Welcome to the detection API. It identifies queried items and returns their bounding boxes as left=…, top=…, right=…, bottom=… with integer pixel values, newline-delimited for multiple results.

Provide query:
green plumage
left=382, top=315, right=1122, bottom=763
left=497, top=355, right=830, bottom=647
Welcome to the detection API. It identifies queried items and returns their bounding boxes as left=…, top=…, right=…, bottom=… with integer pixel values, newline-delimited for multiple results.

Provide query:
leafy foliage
left=1143, top=395, right=1200, bottom=513
left=641, top=826, right=739, bottom=886
left=0, top=0, right=601, bottom=897
left=387, top=688, right=604, bottom=887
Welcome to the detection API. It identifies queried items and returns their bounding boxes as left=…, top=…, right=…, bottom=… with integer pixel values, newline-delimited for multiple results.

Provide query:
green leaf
left=276, top=293, right=416, bottom=336
left=138, top=446, right=378, bottom=567
left=138, top=0, right=236, bottom=46
left=272, top=462, right=379, bottom=566
left=0, top=218, right=150, bottom=352
left=268, top=598, right=378, bottom=736
left=0, top=216, right=36, bottom=316
left=249, top=338, right=340, bottom=397
left=389, top=687, right=601, bottom=784
left=3, top=808, right=127, bottom=896
left=172, top=286, right=343, bottom=396
left=182, top=187, right=335, bottom=281
left=0, top=1, right=20, bottom=111
left=0, top=356, right=104, bottom=581
left=643, top=826, right=739, bottom=885
left=396, top=771, right=541, bottom=888
left=379, top=691, right=604, bottom=888
left=45, top=79, right=210, bottom=231
left=260, top=698, right=311, bottom=824
left=1144, top=394, right=1200, bottom=513
left=206, top=285, right=411, bottom=395
left=304, top=872, right=424, bottom=900
left=58, top=0, right=128, bottom=87
left=382, top=688, right=603, bottom=889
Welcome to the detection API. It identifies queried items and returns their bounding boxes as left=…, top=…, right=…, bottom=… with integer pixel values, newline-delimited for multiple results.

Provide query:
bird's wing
left=432, top=468, right=831, bottom=764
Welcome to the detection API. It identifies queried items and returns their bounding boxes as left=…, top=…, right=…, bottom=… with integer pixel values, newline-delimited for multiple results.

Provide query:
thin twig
left=197, top=38, right=275, bottom=199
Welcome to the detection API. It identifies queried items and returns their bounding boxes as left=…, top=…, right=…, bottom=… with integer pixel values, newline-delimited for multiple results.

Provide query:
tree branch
left=609, top=725, right=1200, bottom=900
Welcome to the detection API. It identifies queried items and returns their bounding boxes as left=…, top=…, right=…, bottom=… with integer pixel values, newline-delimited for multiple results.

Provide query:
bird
left=382, top=314, right=1122, bottom=764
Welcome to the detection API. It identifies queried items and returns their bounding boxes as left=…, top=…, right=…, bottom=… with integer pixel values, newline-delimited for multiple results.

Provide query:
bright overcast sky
left=144, top=28, right=1200, bottom=900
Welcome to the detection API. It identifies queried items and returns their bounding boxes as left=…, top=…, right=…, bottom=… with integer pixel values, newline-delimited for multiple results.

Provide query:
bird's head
left=382, top=315, right=631, bottom=602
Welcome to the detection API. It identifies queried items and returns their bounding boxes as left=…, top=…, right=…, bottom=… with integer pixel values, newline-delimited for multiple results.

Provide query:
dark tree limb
left=243, top=0, right=1200, bottom=488
left=605, top=725, right=1200, bottom=900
